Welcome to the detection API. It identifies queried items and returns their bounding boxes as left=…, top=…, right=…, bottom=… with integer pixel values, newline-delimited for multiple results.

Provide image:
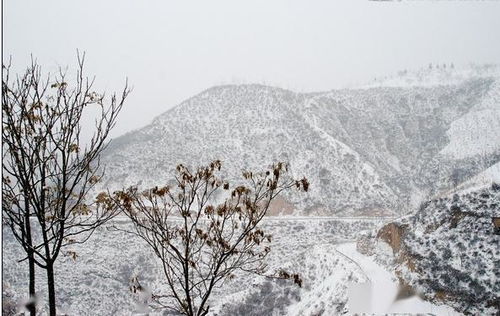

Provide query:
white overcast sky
left=4, top=0, right=500, bottom=138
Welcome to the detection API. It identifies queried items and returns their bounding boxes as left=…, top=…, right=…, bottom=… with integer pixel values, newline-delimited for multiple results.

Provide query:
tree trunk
left=27, top=252, right=36, bottom=316
left=46, top=261, right=56, bottom=316
left=25, top=202, right=36, bottom=316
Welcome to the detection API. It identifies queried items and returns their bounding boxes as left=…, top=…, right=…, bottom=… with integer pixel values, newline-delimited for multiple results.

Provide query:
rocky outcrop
left=376, top=222, right=406, bottom=253
left=267, top=197, right=296, bottom=216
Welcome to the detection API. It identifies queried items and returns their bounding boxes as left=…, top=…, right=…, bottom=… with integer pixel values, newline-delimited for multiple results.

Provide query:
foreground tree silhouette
left=2, top=55, right=129, bottom=315
left=114, top=161, right=308, bottom=316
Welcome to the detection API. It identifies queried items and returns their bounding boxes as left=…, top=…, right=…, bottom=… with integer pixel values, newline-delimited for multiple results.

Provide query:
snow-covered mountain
left=99, top=67, right=500, bottom=216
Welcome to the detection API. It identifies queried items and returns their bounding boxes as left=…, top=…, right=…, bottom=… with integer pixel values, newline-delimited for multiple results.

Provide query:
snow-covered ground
left=3, top=216, right=467, bottom=315
left=337, top=243, right=461, bottom=315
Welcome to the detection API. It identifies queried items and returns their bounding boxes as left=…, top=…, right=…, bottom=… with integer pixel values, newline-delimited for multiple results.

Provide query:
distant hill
left=363, top=63, right=499, bottom=88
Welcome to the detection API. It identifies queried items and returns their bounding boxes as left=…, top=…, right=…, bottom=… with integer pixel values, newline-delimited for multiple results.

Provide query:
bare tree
left=112, top=160, right=308, bottom=316
left=2, top=54, right=130, bottom=316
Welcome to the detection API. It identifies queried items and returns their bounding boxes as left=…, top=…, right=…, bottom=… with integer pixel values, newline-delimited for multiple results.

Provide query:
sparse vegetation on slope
left=374, top=183, right=500, bottom=315
left=99, top=77, right=500, bottom=216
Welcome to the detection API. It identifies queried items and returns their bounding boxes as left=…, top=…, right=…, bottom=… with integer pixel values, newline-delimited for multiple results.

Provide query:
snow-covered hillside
left=4, top=215, right=470, bottom=315
left=440, top=79, right=500, bottom=159
left=2, top=218, right=382, bottom=315
left=98, top=68, right=500, bottom=216
left=367, top=183, right=500, bottom=315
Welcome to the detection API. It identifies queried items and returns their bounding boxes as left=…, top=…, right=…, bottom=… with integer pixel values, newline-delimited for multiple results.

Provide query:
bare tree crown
left=111, top=160, right=308, bottom=316
left=2, top=54, right=129, bottom=315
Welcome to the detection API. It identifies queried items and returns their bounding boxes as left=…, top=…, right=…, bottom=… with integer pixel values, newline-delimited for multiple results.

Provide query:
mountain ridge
left=99, top=72, right=500, bottom=216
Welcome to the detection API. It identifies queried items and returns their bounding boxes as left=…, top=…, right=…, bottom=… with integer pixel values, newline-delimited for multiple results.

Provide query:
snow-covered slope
left=440, top=79, right=500, bottom=159
left=2, top=219, right=381, bottom=315
left=444, top=161, right=500, bottom=196
left=99, top=68, right=500, bottom=216
left=100, top=85, right=400, bottom=215
left=337, top=243, right=460, bottom=315
left=369, top=183, right=500, bottom=315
